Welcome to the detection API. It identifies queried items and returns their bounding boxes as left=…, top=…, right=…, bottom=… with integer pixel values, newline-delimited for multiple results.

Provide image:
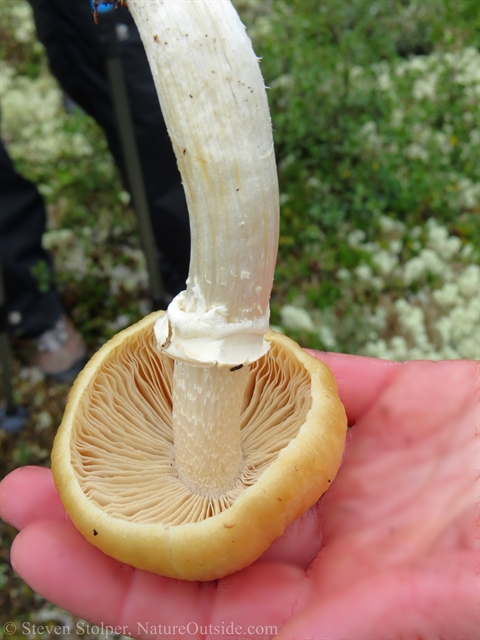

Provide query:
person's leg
left=0, top=139, right=62, bottom=338
left=29, top=0, right=190, bottom=295
left=0, top=141, right=86, bottom=380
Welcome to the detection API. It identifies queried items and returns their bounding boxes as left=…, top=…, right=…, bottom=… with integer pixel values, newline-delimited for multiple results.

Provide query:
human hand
left=0, top=355, right=477, bottom=639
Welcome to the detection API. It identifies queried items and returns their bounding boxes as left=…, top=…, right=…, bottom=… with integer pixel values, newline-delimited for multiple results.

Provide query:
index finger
left=0, top=466, right=65, bottom=530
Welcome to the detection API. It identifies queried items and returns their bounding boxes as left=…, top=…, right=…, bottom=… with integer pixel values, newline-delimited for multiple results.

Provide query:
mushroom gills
left=71, top=324, right=312, bottom=525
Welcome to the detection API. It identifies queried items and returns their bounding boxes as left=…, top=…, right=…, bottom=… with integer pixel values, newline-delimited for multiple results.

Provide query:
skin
left=0, top=353, right=477, bottom=639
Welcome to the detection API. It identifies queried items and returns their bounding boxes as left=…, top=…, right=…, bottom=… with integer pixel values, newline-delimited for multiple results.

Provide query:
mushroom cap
left=52, top=311, right=347, bottom=581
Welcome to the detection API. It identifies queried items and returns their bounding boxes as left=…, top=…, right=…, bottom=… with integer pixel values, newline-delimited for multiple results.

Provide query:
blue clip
left=90, top=1, right=115, bottom=13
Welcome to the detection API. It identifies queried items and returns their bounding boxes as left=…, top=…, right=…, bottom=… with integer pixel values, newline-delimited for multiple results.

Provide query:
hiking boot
left=30, top=315, right=88, bottom=383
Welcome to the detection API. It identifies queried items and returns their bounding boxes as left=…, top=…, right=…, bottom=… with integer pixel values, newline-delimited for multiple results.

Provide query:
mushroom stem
left=127, top=0, right=279, bottom=496
left=172, top=363, right=248, bottom=497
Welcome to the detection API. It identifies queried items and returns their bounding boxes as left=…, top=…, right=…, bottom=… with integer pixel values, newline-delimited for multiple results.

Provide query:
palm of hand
left=1, top=356, right=477, bottom=639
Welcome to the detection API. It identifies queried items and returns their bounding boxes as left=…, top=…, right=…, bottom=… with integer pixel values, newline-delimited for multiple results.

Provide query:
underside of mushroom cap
left=52, top=311, right=347, bottom=581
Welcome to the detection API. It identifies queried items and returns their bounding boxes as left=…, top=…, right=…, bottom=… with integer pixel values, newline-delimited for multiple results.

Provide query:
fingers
left=2, top=470, right=310, bottom=633
left=11, top=520, right=134, bottom=623
left=307, top=351, right=401, bottom=425
left=0, top=466, right=65, bottom=530
left=11, top=518, right=307, bottom=637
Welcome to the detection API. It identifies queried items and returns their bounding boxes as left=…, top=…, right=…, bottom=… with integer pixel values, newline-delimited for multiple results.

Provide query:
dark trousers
left=0, top=140, right=63, bottom=337
left=0, top=0, right=190, bottom=338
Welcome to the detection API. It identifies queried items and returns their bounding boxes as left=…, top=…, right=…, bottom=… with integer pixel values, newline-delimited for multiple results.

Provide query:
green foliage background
left=240, top=0, right=479, bottom=355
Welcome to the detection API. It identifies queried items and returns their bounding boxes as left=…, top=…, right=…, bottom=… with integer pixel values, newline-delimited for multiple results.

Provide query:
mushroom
left=51, top=0, right=347, bottom=581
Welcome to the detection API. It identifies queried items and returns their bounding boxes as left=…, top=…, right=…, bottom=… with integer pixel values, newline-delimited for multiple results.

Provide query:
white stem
left=127, top=0, right=279, bottom=494
left=172, top=362, right=248, bottom=496
left=128, top=0, right=279, bottom=368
